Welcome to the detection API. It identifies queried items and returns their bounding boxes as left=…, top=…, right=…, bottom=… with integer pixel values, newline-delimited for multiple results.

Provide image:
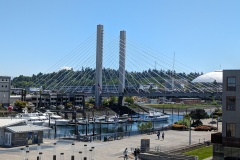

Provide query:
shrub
left=175, top=118, right=190, bottom=127
left=194, top=125, right=217, bottom=131
left=137, top=121, right=153, bottom=131
left=191, top=119, right=203, bottom=127
left=172, top=124, right=187, bottom=130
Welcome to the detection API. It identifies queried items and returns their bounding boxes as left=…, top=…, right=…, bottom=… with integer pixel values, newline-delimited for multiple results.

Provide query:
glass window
left=226, top=123, right=236, bottom=137
left=227, top=77, right=236, bottom=91
left=226, top=96, right=236, bottom=110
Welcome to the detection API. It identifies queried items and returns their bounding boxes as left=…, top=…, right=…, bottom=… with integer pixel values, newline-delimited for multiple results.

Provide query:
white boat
left=110, top=115, right=127, bottom=122
left=76, top=118, right=88, bottom=124
left=16, top=112, right=44, bottom=126
left=145, top=110, right=169, bottom=121
left=42, top=111, right=70, bottom=126
left=94, top=115, right=116, bottom=122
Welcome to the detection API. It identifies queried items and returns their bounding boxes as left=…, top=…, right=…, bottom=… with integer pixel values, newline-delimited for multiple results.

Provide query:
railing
left=43, top=127, right=171, bottom=142
left=138, top=145, right=200, bottom=160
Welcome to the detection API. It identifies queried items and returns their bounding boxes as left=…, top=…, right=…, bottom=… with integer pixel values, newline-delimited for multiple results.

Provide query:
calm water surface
left=45, top=114, right=184, bottom=137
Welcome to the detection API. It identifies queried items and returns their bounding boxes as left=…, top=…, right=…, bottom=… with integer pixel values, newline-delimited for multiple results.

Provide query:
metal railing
left=43, top=127, right=171, bottom=142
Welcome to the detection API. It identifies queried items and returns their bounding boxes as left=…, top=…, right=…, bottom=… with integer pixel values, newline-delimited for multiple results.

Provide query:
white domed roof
left=192, top=70, right=222, bottom=83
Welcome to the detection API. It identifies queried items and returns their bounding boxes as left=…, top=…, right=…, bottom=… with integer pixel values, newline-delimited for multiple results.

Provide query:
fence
left=43, top=126, right=171, bottom=142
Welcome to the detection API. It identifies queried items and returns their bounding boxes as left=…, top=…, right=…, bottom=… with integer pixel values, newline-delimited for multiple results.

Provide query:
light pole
left=92, top=109, right=95, bottom=136
left=189, top=117, right=191, bottom=145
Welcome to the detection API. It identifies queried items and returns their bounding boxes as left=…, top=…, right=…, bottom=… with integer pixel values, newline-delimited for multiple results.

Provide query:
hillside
left=12, top=68, right=202, bottom=90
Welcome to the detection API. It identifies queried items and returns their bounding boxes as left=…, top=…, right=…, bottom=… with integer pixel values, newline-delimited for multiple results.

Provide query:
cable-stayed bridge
left=28, top=25, right=222, bottom=107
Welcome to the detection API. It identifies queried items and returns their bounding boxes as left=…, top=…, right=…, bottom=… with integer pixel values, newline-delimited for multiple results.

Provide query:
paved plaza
left=0, top=119, right=221, bottom=160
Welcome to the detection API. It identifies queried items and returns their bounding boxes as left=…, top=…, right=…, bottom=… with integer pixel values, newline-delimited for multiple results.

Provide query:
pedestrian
left=134, top=148, right=138, bottom=160
left=123, top=148, right=128, bottom=160
left=162, top=132, right=165, bottom=140
left=157, top=131, right=160, bottom=140
left=137, top=148, right=140, bottom=158
left=137, top=148, right=140, bottom=155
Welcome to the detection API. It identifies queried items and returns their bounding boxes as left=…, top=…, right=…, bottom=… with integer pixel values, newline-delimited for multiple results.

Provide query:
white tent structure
left=192, top=70, right=223, bottom=83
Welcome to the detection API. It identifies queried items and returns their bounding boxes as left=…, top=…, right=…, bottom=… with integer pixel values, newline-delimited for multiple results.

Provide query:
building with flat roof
left=0, top=76, right=11, bottom=107
left=211, top=70, right=240, bottom=159
left=0, top=118, right=51, bottom=147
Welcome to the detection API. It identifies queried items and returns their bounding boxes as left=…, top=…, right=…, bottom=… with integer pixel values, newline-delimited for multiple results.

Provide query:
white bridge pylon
left=95, top=25, right=126, bottom=107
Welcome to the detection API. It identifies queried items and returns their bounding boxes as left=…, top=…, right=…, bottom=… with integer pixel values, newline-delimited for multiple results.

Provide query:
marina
left=43, top=113, right=183, bottom=140
left=1, top=1, right=238, bottom=159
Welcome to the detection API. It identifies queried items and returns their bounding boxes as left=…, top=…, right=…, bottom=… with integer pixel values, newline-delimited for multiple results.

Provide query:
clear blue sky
left=0, top=0, right=240, bottom=77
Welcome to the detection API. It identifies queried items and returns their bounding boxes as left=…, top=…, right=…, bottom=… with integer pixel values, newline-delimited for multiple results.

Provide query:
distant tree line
left=11, top=68, right=202, bottom=90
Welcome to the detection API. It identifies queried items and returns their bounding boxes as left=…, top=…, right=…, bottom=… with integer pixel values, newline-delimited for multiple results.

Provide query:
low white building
left=0, top=118, right=50, bottom=147
left=0, top=118, right=26, bottom=146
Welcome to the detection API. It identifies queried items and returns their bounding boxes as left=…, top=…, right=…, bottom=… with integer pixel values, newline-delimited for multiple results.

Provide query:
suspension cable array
left=25, top=28, right=221, bottom=95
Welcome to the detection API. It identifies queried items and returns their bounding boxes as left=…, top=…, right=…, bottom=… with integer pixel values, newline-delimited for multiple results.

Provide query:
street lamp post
left=99, top=121, right=102, bottom=141
left=189, top=117, right=191, bottom=145
left=93, top=118, right=95, bottom=136
left=92, top=109, right=95, bottom=136
left=85, top=120, right=88, bottom=136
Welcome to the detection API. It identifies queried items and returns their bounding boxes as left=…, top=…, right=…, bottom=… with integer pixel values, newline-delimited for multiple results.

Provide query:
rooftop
left=0, top=118, right=26, bottom=128
left=6, top=125, right=51, bottom=133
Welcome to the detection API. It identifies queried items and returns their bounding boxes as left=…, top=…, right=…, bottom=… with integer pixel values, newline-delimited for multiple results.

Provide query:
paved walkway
left=0, top=119, right=221, bottom=160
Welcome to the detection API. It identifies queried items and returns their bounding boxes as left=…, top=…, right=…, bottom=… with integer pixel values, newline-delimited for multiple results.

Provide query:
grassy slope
left=184, top=145, right=213, bottom=160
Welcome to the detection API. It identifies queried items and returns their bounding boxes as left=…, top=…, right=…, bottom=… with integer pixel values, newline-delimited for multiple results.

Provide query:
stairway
left=107, top=104, right=137, bottom=116
left=134, top=103, right=149, bottom=113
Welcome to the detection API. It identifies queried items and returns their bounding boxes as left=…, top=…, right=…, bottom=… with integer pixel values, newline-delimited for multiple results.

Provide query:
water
left=45, top=114, right=183, bottom=137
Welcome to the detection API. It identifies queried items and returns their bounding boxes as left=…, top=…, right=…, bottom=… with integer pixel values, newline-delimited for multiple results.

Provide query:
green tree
left=0, top=103, right=4, bottom=110
left=26, top=103, right=33, bottom=111
left=213, top=80, right=218, bottom=86
left=66, top=102, right=73, bottom=109
left=124, top=96, right=134, bottom=104
left=109, top=96, right=117, bottom=105
left=11, top=68, right=202, bottom=89
left=14, top=100, right=27, bottom=111
left=175, top=118, right=190, bottom=127
left=137, top=121, right=153, bottom=132
left=211, top=96, right=217, bottom=105
left=85, top=102, right=94, bottom=109
left=102, top=98, right=109, bottom=106
left=88, top=97, right=95, bottom=104
left=189, top=109, right=208, bottom=121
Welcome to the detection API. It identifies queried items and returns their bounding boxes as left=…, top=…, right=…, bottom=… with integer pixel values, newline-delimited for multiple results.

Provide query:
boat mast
left=172, top=52, right=175, bottom=91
